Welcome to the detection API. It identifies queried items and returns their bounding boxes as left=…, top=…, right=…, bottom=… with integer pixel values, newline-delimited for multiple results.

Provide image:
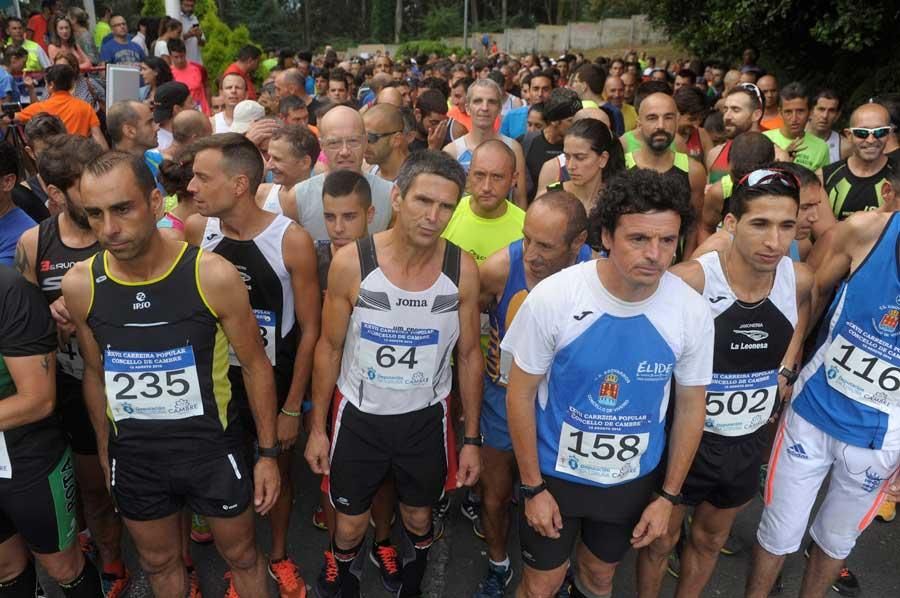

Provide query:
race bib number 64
left=104, top=347, right=204, bottom=421
left=359, top=322, right=438, bottom=390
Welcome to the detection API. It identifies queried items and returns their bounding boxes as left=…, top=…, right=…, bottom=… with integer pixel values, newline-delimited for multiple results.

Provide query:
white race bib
left=555, top=421, right=648, bottom=485
left=104, top=347, right=204, bottom=421
left=57, top=335, right=85, bottom=380
left=704, top=370, right=778, bottom=436
left=229, top=309, right=277, bottom=366
left=0, top=432, right=10, bottom=479
left=826, top=333, right=900, bottom=413
left=359, top=322, right=439, bottom=390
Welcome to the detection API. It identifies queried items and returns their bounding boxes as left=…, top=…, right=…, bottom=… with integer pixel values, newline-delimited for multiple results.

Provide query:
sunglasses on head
left=738, top=168, right=800, bottom=190
left=849, top=126, right=893, bottom=140
left=736, top=82, right=764, bottom=106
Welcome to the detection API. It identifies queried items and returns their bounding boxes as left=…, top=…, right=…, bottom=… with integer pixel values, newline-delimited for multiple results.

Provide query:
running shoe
left=769, top=572, right=784, bottom=595
left=432, top=491, right=451, bottom=541
left=101, top=571, right=130, bottom=598
left=187, top=566, right=201, bottom=598
left=269, top=557, right=308, bottom=598
left=876, top=500, right=896, bottom=522
left=666, top=550, right=681, bottom=579
left=190, top=513, right=214, bottom=544
left=369, top=541, right=402, bottom=593
left=803, top=543, right=860, bottom=597
left=719, top=531, right=746, bottom=556
left=472, top=514, right=485, bottom=540
left=78, top=530, right=99, bottom=564
left=473, top=562, right=512, bottom=598
left=460, top=491, right=481, bottom=522
left=224, top=572, right=238, bottom=598
left=312, top=505, right=328, bottom=531
left=314, top=551, right=341, bottom=598
left=35, top=581, right=48, bottom=598
left=556, top=566, right=574, bottom=597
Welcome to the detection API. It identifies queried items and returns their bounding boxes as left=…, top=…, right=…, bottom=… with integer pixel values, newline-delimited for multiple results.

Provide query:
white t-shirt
left=153, top=39, right=169, bottom=59
left=294, top=172, right=394, bottom=241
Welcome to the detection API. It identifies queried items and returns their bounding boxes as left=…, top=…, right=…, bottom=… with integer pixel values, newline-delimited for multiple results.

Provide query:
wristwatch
left=463, top=435, right=484, bottom=447
left=778, top=365, right=799, bottom=385
left=519, top=481, right=548, bottom=500
left=657, top=487, right=683, bottom=505
left=257, top=445, right=281, bottom=459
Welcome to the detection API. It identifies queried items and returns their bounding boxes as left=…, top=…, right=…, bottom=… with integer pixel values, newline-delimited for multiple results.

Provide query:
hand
left=49, top=297, right=75, bottom=334
left=253, top=457, right=281, bottom=515
left=427, top=120, right=449, bottom=150
left=786, top=137, right=807, bottom=161
left=773, top=377, right=793, bottom=423
left=885, top=476, right=900, bottom=503
left=524, top=489, right=563, bottom=538
left=631, top=496, right=673, bottom=548
left=304, top=428, right=331, bottom=475
left=456, top=444, right=481, bottom=488
left=22, top=75, right=35, bottom=89
left=276, top=411, right=301, bottom=451
left=245, top=118, right=279, bottom=148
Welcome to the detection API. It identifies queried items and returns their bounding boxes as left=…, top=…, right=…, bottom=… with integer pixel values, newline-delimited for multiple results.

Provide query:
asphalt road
left=41, top=442, right=900, bottom=597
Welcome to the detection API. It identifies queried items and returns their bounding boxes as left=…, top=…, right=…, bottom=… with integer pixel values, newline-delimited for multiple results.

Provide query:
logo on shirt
left=862, top=469, right=885, bottom=493
left=133, top=291, right=151, bottom=311
left=709, top=296, right=728, bottom=303
left=876, top=307, right=900, bottom=335
left=598, top=373, right=620, bottom=407
left=787, top=443, right=808, bottom=460
left=395, top=297, right=428, bottom=307
left=589, top=369, right=631, bottom=412
left=731, top=323, right=769, bottom=349
left=206, top=232, right=219, bottom=241
left=573, top=310, right=593, bottom=321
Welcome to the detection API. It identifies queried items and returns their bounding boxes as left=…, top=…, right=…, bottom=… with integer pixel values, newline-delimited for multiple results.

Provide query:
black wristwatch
left=778, top=365, right=799, bottom=385
left=519, top=481, right=548, bottom=500
left=463, top=435, right=484, bottom=447
left=257, top=445, right=281, bottom=459
left=657, top=487, right=683, bottom=505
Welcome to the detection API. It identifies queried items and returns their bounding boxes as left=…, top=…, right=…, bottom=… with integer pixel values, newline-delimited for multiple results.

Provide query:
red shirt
left=171, top=61, right=210, bottom=115
left=27, top=14, right=49, bottom=51
left=223, top=63, right=256, bottom=100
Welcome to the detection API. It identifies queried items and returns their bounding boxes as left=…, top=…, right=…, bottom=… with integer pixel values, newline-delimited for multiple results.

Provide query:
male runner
left=822, top=103, right=895, bottom=219
left=763, top=82, right=830, bottom=172
left=185, top=133, right=321, bottom=597
left=747, top=201, right=900, bottom=598
left=62, top=151, right=281, bottom=598
left=757, top=75, right=783, bottom=132
left=0, top=265, right=103, bottom=598
left=706, top=85, right=764, bottom=184
left=807, top=89, right=847, bottom=163
left=519, top=88, right=582, bottom=199
left=256, top=124, right=320, bottom=215
left=500, top=70, right=554, bottom=141
left=503, top=168, right=713, bottom=598
left=625, top=92, right=706, bottom=257
left=13, top=135, right=131, bottom=597
left=474, top=191, right=592, bottom=598
left=444, top=79, right=528, bottom=207
left=305, top=151, right=483, bottom=598
left=363, top=104, right=410, bottom=181
left=641, top=169, right=813, bottom=598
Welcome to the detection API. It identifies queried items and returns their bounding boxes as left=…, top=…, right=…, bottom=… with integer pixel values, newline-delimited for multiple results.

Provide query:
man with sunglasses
left=363, top=104, right=410, bottom=182
left=821, top=103, right=895, bottom=220
left=763, top=82, right=830, bottom=172
left=747, top=175, right=900, bottom=598
left=642, top=168, right=813, bottom=597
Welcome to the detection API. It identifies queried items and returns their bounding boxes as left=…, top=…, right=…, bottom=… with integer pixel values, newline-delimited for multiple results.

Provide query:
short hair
left=674, top=86, right=707, bottom=116
left=416, top=89, right=448, bottom=116
left=634, top=80, right=672, bottom=112
left=84, top=151, right=156, bottom=199
left=2, top=46, right=28, bottom=67
left=395, top=150, right=467, bottom=201
left=189, top=133, right=265, bottom=194
left=106, top=101, right=142, bottom=145
left=24, top=113, right=66, bottom=144
left=420, top=76, right=450, bottom=100
left=812, top=88, right=842, bottom=112
left=278, top=95, right=307, bottom=114
left=530, top=70, right=555, bottom=88
left=237, top=45, right=262, bottom=62
left=328, top=68, right=348, bottom=84
left=486, top=70, right=504, bottom=88
left=172, top=111, right=211, bottom=144
left=565, top=118, right=625, bottom=179
left=779, top=82, right=808, bottom=106
left=167, top=38, right=186, bottom=54
left=573, top=63, right=607, bottom=95
left=5, top=16, right=23, bottom=27
left=46, top=64, right=76, bottom=91
left=466, top=78, right=503, bottom=104
left=725, top=85, right=762, bottom=113
left=532, top=190, right=588, bottom=244
left=771, top=161, right=822, bottom=188
left=281, top=68, right=306, bottom=90
left=471, top=139, right=516, bottom=172
left=0, top=141, right=20, bottom=179
left=271, top=124, right=320, bottom=162
left=543, top=87, right=582, bottom=123
left=452, top=76, right=474, bottom=92
left=38, top=134, right=104, bottom=191
left=676, top=69, right=697, bottom=85
left=593, top=168, right=694, bottom=240
left=704, top=110, right=725, bottom=134
left=528, top=102, right=546, bottom=118
left=322, top=169, right=372, bottom=208
left=729, top=168, right=801, bottom=219
left=873, top=94, right=900, bottom=133
left=729, top=132, right=775, bottom=181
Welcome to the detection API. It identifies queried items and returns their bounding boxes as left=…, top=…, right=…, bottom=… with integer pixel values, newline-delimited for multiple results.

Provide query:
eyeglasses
left=321, top=136, right=364, bottom=151
left=849, top=126, right=893, bottom=140
left=738, top=168, right=800, bottom=190
left=366, top=129, right=402, bottom=144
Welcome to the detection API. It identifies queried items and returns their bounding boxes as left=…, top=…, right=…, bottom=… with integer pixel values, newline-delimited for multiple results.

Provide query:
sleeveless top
left=87, top=244, right=239, bottom=457
left=697, top=251, right=796, bottom=440
left=213, top=111, right=230, bottom=134
left=709, top=140, right=733, bottom=184
left=453, top=134, right=516, bottom=173
left=686, top=128, right=703, bottom=159
left=337, top=236, right=462, bottom=415
left=261, top=184, right=284, bottom=215
left=315, top=240, right=333, bottom=299
left=823, top=159, right=891, bottom=220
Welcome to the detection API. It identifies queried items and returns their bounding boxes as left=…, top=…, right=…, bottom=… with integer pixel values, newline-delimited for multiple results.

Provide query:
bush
left=141, top=0, right=165, bottom=17
left=423, top=6, right=463, bottom=39
left=396, top=40, right=466, bottom=61
left=194, top=0, right=257, bottom=87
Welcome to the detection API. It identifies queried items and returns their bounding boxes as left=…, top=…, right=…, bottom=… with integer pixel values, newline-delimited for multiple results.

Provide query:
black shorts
left=57, top=373, right=97, bottom=455
left=0, top=448, right=78, bottom=554
left=329, top=392, right=450, bottom=516
left=231, top=365, right=290, bottom=442
left=109, top=448, right=252, bottom=522
left=520, top=470, right=659, bottom=569
left=681, top=432, right=767, bottom=509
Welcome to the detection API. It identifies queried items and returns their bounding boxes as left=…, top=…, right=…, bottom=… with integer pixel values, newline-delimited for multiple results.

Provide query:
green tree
left=371, top=0, right=394, bottom=41
left=194, top=0, right=257, bottom=85
left=141, top=0, right=166, bottom=17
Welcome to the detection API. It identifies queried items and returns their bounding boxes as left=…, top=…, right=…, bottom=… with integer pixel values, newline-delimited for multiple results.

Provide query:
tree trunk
left=501, top=0, right=507, bottom=29
left=394, top=0, right=402, bottom=43
left=556, top=0, right=565, bottom=25
left=361, top=0, right=367, bottom=36
left=470, top=0, right=479, bottom=32
left=304, top=0, right=311, bottom=48
left=571, top=0, right=578, bottom=21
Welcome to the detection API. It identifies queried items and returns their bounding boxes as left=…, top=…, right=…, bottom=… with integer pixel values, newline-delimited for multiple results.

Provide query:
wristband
left=257, top=445, right=280, bottom=459
left=463, top=435, right=484, bottom=447
left=280, top=407, right=301, bottom=417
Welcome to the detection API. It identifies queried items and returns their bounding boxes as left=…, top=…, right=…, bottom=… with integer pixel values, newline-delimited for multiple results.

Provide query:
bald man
left=375, top=87, right=403, bottom=108
left=821, top=103, right=896, bottom=220
left=275, top=67, right=324, bottom=125
left=603, top=75, right=636, bottom=131
left=363, top=104, right=409, bottom=181
left=286, top=105, right=394, bottom=240
left=626, top=92, right=707, bottom=257
left=162, top=109, right=212, bottom=160
left=758, top=74, right=783, bottom=131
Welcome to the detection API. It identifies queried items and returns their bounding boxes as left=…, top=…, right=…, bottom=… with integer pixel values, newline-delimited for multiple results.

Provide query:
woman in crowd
left=53, top=52, right=104, bottom=111
left=66, top=8, right=99, bottom=64
left=139, top=56, right=173, bottom=102
left=48, top=16, right=92, bottom=71
left=153, top=17, right=183, bottom=62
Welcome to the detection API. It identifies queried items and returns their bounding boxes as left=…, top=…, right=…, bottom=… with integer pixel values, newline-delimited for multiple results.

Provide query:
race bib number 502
left=104, top=347, right=204, bottom=421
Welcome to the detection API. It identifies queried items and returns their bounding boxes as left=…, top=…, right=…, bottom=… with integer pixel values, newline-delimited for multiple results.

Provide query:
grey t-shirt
left=294, top=172, right=394, bottom=241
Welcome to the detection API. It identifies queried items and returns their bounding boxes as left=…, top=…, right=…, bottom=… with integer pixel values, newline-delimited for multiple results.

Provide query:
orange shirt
left=447, top=105, right=500, bottom=133
left=17, top=91, right=99, bottom=137
left=760, top=113, right=784, bottom=132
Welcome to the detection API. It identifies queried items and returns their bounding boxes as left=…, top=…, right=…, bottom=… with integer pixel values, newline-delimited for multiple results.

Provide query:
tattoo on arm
left=40, top=353, right=50, bottom=374
left=13, top=241, right=29, bottom=277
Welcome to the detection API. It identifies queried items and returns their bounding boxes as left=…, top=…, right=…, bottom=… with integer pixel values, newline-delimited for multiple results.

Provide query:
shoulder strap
left=625, top=152, right=636, bottom=169
left=521, top=131, right=540, bottom=162
left=674, top=152, right=690, bottom=173
left=35, top=215, right=57, bottom=262
left=356, top=235, right=378, bottom=280
left=441, top=240, right=462, bottom=286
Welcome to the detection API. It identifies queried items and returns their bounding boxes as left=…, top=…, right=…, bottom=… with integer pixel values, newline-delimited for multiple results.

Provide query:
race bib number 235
left=104, top=347, right=204, bottom=421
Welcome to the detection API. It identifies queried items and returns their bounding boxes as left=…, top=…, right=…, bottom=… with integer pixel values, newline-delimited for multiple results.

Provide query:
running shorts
left=681, top=431, right=769, bottom=509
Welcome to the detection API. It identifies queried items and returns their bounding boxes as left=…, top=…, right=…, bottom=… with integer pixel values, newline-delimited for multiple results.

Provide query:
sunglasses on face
left=738, top=168, right=800, bottom=190
left=849, top=126, right=893, bottom=140
left=366, top=129, right=402, bottom=144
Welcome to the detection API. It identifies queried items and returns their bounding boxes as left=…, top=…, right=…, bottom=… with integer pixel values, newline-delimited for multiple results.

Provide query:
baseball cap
left=153, top=82, right=190, bottom=124
left=230, top=100, right=266, bottom=133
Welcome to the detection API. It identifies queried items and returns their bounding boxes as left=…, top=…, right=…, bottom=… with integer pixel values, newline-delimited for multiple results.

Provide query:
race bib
left=826, top=331, right=900, bottom=413
left=555, top=421, right=648, bottom=485
left=229, top=309, right=277, bottom=366
left=359, top=322, right=438, bottom=390
left=704, top=370, right=778, bottom=436
left=57, top=335, right=85, bottom=380
left=0, top=432, right=10, bottom=479
left=104, top=347, right=204, bottom=421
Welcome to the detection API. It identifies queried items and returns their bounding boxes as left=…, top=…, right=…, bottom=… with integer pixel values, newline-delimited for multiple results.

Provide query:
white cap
left=230, top=100, right=265, bottom=133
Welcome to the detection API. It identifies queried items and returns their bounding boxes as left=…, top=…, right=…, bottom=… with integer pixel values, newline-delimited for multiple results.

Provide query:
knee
left=41, top=547, right=84, bottom=583
left=400, top=507, right=431, bottom=535
left=481, top=482, right=512, bottom=514
left=219, top=538, right=259, bottom=571
left=334, top=514, right=368, bottom=546
left=137, top=545, right=182, bottom=576
left=690, top=526, right=729, bottom=556
left=518, top=575, right=563, bottom=598
left=578, top=561, right=615, bottom=594
left=646, top=527, right=681, bottom=560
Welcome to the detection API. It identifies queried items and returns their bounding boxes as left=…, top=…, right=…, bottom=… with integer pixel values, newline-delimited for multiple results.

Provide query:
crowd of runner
left=1, top=2, right=899, bottom=598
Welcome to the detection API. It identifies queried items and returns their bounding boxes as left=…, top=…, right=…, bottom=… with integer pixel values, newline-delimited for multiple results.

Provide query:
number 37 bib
left=104, top=347, right=204, bottom=421
left=359, top=322, right=439, bottom=390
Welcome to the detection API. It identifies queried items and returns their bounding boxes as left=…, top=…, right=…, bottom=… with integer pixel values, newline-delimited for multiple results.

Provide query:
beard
left=648, top=130, right=675, bottom=152
left=65, top=198, right=91, bottom=230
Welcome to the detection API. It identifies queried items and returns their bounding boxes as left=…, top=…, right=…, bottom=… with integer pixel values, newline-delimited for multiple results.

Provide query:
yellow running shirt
left=441, top=195, right=525, bottom=264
